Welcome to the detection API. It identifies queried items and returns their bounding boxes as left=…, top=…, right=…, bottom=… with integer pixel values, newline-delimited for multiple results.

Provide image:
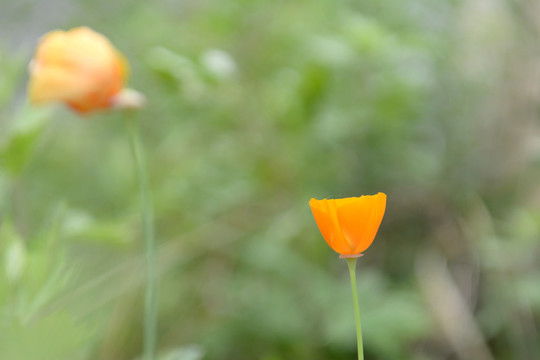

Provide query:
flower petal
left=310, top=198, right=352, bottom=255
left=309, top=199, right=335, bottom=250
left=336, top=193, right=386, bottom=254
left=28, top=27, right=130, bottom=113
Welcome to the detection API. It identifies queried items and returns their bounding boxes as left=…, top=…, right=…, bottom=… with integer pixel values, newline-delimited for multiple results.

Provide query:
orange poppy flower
left=28, top=27, right=129, bottom=114
left=309, top=193, right=386, bottom=257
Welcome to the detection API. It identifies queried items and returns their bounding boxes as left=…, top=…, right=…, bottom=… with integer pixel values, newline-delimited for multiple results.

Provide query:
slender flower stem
left=123, top=113, right=157, bottom=360
left=346, top=258, right=364, bottom=360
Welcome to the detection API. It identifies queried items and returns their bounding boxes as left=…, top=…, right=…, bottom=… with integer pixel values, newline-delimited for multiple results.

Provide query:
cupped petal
left=28, top=64, right=94, bottom=104
left=325, top=199, right=354, bottom=254
left=310, top=198, right=352, bottom=255
left=309, top=199, right=335, bottom=249
left=336, top=193, right=386, bottom=254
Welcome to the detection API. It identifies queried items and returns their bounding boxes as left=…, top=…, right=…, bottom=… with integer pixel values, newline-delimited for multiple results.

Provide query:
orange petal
left=28, top=64, right=93, bottom=104
left=28, top=27, right=130, bottom=113
left=309, top=199, right=335, bottom=249
left=325, top=199, right=354, bottom=254
left=310, top=198, right=352, bottom=255
left=336, top=193, right=386, bottom=254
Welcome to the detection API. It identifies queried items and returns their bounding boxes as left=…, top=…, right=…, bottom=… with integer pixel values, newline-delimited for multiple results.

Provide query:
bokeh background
left=2, top=0, right=540, bottom=359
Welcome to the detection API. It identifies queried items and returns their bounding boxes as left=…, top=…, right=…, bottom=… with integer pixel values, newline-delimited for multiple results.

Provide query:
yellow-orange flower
left=28, top=27, right=129, bottom=114
left=309, top=193, right=386, bottom=257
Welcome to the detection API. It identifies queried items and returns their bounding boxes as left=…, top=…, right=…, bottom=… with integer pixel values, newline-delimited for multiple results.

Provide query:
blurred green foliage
left=2, top=0, right=540, bottom=359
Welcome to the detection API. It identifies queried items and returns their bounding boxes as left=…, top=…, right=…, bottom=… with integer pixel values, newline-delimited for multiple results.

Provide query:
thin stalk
left=123, top=113, right=157, bottom=360
left=346, top=258, right=364, bottom=360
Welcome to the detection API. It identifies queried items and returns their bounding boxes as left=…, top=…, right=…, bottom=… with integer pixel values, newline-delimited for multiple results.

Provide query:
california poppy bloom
left=309, top=193, right=386, bottom=257
left=28, top=27, right=130, bottom=113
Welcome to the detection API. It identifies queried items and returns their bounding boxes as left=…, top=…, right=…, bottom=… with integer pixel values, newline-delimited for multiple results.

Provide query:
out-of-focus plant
left=0, top=211, right=92, bottom=360
left=26, top=26, right=155, bottom=360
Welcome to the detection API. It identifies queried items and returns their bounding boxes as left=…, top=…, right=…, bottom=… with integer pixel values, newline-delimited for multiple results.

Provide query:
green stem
left=124, top=113, right=157, bottom=360
left=346, top=258, right=364, bottom=360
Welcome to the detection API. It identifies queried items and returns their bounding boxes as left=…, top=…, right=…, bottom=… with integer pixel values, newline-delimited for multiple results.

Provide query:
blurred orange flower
left=28, top=27, right=129, bottom=113
left=309, top=193, right=386, bottom=257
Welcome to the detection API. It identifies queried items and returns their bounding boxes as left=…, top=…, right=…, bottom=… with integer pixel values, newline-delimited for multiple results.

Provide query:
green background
left=1, top=0, right=540, bottom=359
